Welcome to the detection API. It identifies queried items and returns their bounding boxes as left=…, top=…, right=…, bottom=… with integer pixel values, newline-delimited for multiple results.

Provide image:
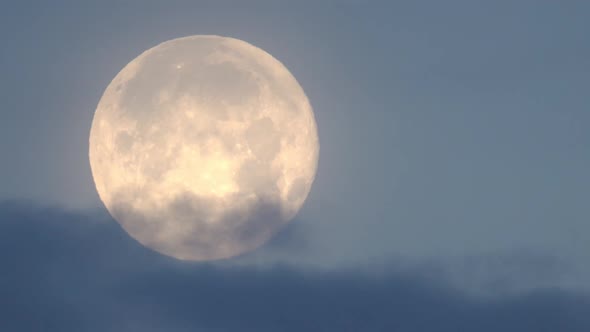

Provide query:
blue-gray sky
left=1, top=0, right=590, bottom=330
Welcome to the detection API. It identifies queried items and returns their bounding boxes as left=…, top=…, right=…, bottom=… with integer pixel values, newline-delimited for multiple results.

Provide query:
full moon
left=89, top=35, right=319, bottom=261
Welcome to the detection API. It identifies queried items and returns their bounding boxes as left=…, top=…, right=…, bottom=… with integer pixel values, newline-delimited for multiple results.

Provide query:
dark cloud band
left=1, top=201, right=588, bottom=332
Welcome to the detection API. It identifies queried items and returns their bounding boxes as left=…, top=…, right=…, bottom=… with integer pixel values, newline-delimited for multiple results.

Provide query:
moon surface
left=89, top=35, right=319, bottom=261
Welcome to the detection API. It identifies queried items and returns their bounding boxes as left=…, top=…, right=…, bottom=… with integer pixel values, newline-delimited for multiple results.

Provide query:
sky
left=1, top=0, right=590, bottom=330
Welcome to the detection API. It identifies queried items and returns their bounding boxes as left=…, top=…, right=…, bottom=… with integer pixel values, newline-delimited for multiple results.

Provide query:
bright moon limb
left=89, top=35, right=319, bottom=261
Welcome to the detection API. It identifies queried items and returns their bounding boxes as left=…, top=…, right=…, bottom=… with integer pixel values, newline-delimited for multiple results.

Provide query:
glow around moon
left=89, top=35, right=319, bottom=261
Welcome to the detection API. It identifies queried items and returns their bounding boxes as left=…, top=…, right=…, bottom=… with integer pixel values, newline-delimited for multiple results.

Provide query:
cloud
left=0, top=200, right=589, bottom=332
left=108, top=189, right=286, bottom=261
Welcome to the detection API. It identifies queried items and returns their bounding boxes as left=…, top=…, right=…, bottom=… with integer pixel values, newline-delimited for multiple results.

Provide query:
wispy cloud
left=1, top=201, right=588, bottom=332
